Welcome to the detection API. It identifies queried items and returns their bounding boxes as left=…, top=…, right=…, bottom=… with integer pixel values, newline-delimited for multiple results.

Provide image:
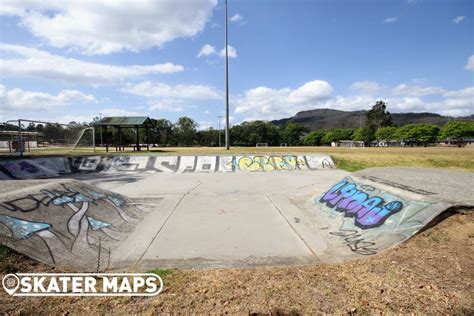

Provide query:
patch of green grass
left=333, top=157, right=369, bottom=172
left=147, top=268, right=175, bottom=280
left=0, top=245, right=11, bottom=260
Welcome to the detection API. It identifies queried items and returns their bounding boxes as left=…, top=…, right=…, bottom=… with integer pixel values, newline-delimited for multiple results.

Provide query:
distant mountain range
left=271, top=109, right=474, bottom=131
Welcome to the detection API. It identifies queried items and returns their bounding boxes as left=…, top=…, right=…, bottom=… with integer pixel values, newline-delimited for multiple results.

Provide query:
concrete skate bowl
left=0, top=154, right=472, bottom=271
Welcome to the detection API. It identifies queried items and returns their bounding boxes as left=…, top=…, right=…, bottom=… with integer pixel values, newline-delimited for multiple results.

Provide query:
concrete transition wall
left=0, top=180, right=151, bottom=271
left=0, top=154, right=335, bottom=179
left=307, top=175, right=451, bottom=261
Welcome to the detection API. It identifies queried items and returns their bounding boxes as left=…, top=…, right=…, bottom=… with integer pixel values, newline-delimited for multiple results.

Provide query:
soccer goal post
left=0, top=119, right=96, bottom=157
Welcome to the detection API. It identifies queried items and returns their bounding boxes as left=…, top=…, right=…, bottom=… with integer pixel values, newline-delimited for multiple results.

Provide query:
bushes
left=303, top=130, right=325, bottom=146
left=440, top=121, right=474, bottom=142
left=395, top=124, right=439, bottom=145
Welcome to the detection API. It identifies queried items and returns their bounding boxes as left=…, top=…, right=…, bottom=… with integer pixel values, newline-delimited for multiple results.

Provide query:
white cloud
left=148, top=99, right=185, bottom=112
left=391, top=83, right=446, bottom=97
left=219, top=45, right=237, bottom=58
left=230, top=13, right=243, bottom=22
left=0, top=0, right=218, bottom=55
left=53, top=115, right=97, bottom=125
left=334, top=86, right=473, bottom=116
left=453, top=16, right=466, bottom=24
left=287, top=80, right=333, bottom=104
left=99, top=108, right=144, bottom=117
left=442, top=87, right=474, bottom=109
left=234, top=80, right=333, bottom=120
left=0, top=84, right=95, bottom=112
left=443, top=86, right=474, bottom=99
left=350, top=81, right=381, bottom=94
left=0, top=44, right=183, bottom=85
left=318, top=95, right=377, bottom=112
left=465, top=55, right=474, bottom=71
left=197, top=44, right=237, bottom=58
left=198, top=121, right=213, bottom=130
left=383, top=17, right=398, bottom=23
left=121, top=81, right=220, bottom=100
left=197, top=44, right=216, bottom=58
left=234, top=80, right=473, bottom=121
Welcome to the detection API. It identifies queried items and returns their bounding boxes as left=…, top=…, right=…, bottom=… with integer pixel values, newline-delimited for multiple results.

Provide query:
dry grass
left=1, top=209, right=473, bottom=314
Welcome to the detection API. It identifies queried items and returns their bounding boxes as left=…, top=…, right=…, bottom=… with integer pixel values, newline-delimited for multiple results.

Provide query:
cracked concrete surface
left=1, top=157, right=472, bottom=271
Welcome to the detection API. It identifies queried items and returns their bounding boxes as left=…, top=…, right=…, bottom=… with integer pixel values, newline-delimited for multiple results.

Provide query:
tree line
left=3, top=101, right=473, bottom=147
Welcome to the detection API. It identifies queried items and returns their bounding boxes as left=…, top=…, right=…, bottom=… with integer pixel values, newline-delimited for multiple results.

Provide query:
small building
left=372, top=140, right=402, bottom=147
left=0, top=131, right=42, bottom=152
left=336, top=140, right=365, bottom=148
left=94, top=116, right=155, bottom=152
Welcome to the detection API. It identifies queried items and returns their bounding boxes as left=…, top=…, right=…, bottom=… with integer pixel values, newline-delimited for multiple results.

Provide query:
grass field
left=5, top=145, right=474, bottom=172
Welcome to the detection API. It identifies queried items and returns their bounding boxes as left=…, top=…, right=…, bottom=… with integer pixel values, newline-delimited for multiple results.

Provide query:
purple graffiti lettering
left=19, top=162, right=39, bottom=174
left=320, top=180, right=347, bottom=203
left=319, top=180, right=404, bottom=229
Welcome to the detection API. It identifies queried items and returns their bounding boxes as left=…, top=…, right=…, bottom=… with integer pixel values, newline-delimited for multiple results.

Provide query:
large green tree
left=375, top=127, right=398, bottom=141
left=302, top=130, right=325, bottom=146
left=153, top=118, right=174, bottom=146
left=196, top=128, right=220, bottom=147
left=366, top=100, right=393, bottom=136
left=231, top=121, right=281, bottom=146
left=282, top=122, right=305, bottom=145
left=174, top=117, right=198, bottom=146
left=440, top=121, right=474, bottom=144
left=395, top=124, right=439, bottom=146
left=322, top=128, right=354, bottom=144
left=352, top=128, right=375, bottom=144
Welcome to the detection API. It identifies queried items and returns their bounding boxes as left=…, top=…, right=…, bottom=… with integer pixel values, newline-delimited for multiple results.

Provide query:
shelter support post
left=136, top=125, right=140, bottom=151
left=146, top=127, right=149, bottom=151
left=104, top=126, right=109, bottom=152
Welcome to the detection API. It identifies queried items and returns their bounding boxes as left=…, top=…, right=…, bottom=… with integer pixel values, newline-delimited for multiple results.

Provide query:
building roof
left=94, top=116, right=154, bottom=127
left=0, top=131, right=43, bottom=136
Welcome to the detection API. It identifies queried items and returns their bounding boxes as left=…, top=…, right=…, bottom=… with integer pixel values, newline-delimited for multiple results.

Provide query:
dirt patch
left=1, top=209, right=473, bottom=314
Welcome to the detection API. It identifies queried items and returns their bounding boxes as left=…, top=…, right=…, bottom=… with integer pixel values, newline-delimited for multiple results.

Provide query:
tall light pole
left=224, top=0, right=230, bottom=150
left=217, top=115, right=223, bottom=147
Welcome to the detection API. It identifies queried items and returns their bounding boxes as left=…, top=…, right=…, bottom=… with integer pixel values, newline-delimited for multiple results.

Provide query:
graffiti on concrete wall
left=229, top=155, right=306, bottom=171
left=0, top=184, right=144, bottom=270
left=319, top=179, right=404, bottom=229
left=0, top=160, right=50, bottom=179
left=329, top=229, right=377, bottom=255
left=0, top=154, right=336, bottom=179
left=316, top=177, right=434, bottom=257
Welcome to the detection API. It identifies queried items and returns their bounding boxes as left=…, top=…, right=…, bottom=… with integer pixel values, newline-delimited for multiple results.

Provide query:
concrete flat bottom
left=2, top=160, right=470, bottom=271
left=81, top=170, right=350, bottom=270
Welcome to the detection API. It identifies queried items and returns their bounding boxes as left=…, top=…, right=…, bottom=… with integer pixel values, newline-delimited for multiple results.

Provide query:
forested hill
left=271, top=109, right=474, bottom=130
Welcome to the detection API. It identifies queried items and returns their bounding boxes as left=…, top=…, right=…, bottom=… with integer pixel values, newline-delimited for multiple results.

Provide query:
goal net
left=256, top=143, right=268, bottom=147
left=0, top=119, right=95, bottom=156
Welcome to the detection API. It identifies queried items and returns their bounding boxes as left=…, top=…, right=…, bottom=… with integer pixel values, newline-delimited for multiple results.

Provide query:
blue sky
left=0, top=0, right=473, bottom=129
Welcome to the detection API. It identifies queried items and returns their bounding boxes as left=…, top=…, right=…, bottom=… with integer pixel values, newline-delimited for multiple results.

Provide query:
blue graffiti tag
left=0, top=215, right=51, bottom=240
left=87, top=216, right=111, bottom=231
left=319, top=179, right=403, bottom=229
left=42, top=189, right=93, bottom=206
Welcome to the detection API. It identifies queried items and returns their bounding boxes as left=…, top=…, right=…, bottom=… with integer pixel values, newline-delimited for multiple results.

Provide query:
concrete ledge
left=0, top=154, right=336, bottom=179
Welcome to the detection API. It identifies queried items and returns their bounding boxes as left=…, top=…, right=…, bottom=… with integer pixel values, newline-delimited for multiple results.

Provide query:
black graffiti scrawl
left=319, top=178, right=404, bottom=229
left=0, top=181, right=147, bottom=270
